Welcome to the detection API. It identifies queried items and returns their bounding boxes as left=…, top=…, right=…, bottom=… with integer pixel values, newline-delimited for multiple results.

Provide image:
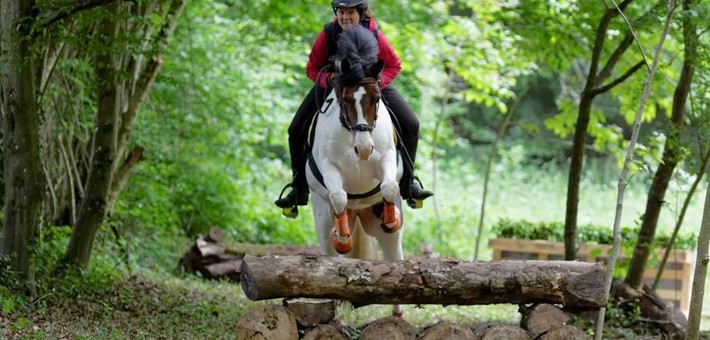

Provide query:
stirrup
left=406, top=177, right=433, bottom=209
left=275, top=183, right=299, bottom=218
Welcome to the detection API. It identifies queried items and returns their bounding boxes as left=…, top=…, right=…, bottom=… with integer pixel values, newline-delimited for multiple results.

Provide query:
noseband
left=339, top=78, right=381, bottom=132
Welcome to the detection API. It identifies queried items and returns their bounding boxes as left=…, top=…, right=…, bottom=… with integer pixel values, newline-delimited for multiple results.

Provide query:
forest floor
left=1, top=243, right=709, bottom=339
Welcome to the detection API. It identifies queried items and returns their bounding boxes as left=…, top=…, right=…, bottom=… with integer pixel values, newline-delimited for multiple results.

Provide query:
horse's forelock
left=335, top=26, right=379, bottom=83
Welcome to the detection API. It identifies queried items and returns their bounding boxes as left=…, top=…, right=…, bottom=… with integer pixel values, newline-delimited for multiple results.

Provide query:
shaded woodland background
left=1, top=0, right=709, bottom=337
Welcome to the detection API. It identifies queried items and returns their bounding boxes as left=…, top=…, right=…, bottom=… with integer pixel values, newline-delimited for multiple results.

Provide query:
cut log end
left=206, top=227, right=223, bottom=243
left=302, top=324, right=347, bottom=340
left=235, top=304, right=297, bottom=340
left=283, top=298, right=337, bottom=327
left=359, top=316, right=417, bottom=340
left=419, top=321, right=475, bottom=339
left=520, top=304, right=570, bottom=338
left=472, top=323, right=531, bottom=340
left=239, top=259, right=259, bottom=300
left=538, top=325, right=588, bottom=340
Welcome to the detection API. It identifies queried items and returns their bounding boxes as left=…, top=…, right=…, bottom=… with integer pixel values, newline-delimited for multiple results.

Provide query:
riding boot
left=399, top=136, right=433, bottom=201
left=275, top=142, right=310, bottom=208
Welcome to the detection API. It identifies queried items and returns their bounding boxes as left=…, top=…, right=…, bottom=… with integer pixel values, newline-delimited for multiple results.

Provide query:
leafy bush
left=491, top=218, right=697, bottom=250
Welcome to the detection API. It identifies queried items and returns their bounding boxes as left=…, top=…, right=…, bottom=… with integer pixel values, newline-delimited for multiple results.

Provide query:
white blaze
left=352, top=86, right=373, bottom=161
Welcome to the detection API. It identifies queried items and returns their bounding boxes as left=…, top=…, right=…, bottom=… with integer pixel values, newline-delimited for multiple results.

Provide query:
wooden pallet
left=488, top=238, right=695, bottom=316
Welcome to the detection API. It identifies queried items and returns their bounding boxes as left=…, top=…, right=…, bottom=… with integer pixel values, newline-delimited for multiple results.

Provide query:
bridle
left=338, top=77, right=381, bottom=133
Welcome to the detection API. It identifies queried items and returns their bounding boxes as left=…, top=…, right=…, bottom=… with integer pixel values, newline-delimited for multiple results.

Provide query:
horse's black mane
left=334, top=26, right=379, bottom=84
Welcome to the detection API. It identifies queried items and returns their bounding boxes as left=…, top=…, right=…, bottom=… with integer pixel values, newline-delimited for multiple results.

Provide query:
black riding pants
left=287, top=85, right=420, bottom=191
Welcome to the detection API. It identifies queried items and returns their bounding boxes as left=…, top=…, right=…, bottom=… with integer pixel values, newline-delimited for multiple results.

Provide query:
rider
left=275, top=0, right=433, bottom=210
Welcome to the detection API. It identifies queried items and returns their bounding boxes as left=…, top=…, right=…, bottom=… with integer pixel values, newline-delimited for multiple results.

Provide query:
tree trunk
left=60, top=0, right=186, bottom=268
left=62, top=4, right=120, bottom=267
left=564, top=1, right=637, bottom=260
left=1, top=0, right=45, bottom=280
left=240, top=255, right=607, bottom=308
left=625, top=0, right=697, bottom=288
left=595, top=3, right=678, bottom=337
left=475, top=86, right=528, bottom=260
left=565, top=94, right=594, bottom=260
left=653, top=148, right=709, bottom=290
left=687, top=181, right=710, bottom=339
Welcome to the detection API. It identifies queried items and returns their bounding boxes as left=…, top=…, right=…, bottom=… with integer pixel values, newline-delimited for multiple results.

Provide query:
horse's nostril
left=354, top=147, right=358, bottom=155
left=370, top=146, right=374, bottom=156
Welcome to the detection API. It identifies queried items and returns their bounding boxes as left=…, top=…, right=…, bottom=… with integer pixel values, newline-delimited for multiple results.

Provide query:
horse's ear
left=370, top=59, right=385, bottom=76
left=335, top=58, right=351, bottom=74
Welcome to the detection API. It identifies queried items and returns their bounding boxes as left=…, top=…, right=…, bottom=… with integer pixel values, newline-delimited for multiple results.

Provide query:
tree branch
left=595, top=32, right=636, bottom=84
left=116, top=57, right=161, bottom=159
left=596, top=0, right=665, bottom=85
left=116, top=0, right=186, bottom=159
left=36, top=0, right=127, bottom=30
left=107, top=145, right=144, bottom=212
left=591, top=60, right=645, bottom=95
left=587, top=0, right=635, bottom=83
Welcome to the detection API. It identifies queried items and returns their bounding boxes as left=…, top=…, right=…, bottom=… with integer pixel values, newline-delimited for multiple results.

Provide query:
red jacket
left=306, top=18, right=401, bottom=89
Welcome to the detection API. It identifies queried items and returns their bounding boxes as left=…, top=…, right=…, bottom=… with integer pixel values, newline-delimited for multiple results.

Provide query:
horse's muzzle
left=354, top=145, right=374, bottom=161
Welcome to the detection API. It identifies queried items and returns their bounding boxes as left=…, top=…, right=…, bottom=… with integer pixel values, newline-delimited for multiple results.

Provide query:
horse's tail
left=348, top=218, right=378, bottom=260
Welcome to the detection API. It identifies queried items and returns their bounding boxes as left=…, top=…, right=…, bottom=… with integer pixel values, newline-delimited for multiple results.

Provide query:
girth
left=308, top=153, right=383, bottom=200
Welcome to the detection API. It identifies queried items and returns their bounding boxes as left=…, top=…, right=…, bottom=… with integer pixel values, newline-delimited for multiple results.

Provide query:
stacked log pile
left=236, top=255, right=600, bottom=339
left=177, top=229, right=320, bottom=281
left=177, top=228, right=244, bottom=281
left=236, top=302, right=589, bottom=339
left=611, top=279, right=687, bottom=339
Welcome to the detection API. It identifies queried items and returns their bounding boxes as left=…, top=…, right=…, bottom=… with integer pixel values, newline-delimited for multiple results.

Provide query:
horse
left=305, top=26, right=405, bottom=316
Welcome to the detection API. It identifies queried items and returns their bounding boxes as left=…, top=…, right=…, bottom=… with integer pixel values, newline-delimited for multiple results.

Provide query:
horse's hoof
left=381, top=220, right=400, bottom=233
left=332, top=232, right=352, bottom=254
left=282, top=206, right=298, bottom=218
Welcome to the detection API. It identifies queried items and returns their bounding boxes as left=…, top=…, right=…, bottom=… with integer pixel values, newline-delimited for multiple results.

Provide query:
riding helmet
left=331, top=0, right=368, bottom=15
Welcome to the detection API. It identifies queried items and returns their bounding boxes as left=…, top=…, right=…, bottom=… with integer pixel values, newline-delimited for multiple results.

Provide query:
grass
left=0, top=162, right=708, bottom=338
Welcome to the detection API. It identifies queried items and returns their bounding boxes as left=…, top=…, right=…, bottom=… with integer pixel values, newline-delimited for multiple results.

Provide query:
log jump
left=240, top=255, right=607, bottom=309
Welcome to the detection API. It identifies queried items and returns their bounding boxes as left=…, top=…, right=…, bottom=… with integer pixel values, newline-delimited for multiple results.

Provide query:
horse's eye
left=370, top=96, right=380, bottom=104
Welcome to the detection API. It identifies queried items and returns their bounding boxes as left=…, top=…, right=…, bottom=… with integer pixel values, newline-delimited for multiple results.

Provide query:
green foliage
left=490, top=218, right=697, bottom=250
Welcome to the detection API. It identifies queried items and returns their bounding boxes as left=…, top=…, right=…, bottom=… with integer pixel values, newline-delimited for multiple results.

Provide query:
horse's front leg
left=320, top=162, right=352, bottom=254
left=379, top=150, right=401, bottom=233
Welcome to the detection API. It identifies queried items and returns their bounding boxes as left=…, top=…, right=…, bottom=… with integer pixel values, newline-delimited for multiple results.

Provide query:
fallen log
left=240, top=255, right=607, bottom=308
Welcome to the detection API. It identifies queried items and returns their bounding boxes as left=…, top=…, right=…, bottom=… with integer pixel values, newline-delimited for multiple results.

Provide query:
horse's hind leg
left=359, top=207, right=404, bottom=317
